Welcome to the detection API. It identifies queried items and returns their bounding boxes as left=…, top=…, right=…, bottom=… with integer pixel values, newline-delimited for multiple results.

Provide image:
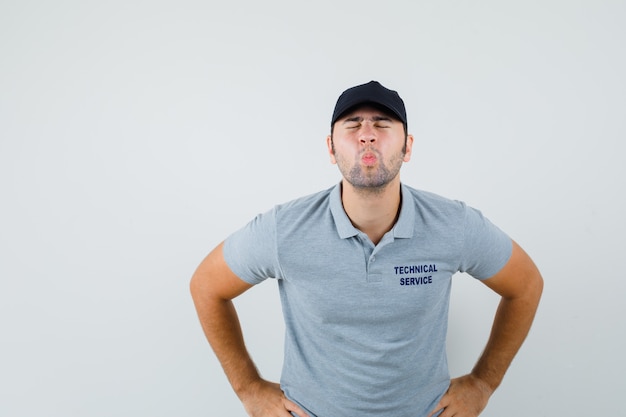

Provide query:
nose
left=359, top=123, right=376, bottom=145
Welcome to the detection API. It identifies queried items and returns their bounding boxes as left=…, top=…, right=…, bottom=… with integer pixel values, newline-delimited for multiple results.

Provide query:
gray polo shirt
left=223, top=183, right=512, bottom=417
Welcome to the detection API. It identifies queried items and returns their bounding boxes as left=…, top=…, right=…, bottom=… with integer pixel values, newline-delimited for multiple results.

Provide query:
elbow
left=189, top=270, right=206, bottom=305
left=532, top=270, right=544, bottom=305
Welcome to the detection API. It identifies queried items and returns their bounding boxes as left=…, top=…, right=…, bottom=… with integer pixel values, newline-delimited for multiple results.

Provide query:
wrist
left=232, top=377, right=263, bottom=398
left=233, top=375, right=265, bottom=400
left=226, top=359, right=264, bottom=399
left=469, top=370, right=499, bottom=395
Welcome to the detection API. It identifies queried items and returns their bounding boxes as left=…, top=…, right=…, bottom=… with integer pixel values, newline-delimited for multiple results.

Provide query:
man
left=190, top=80, right=543, bottom=417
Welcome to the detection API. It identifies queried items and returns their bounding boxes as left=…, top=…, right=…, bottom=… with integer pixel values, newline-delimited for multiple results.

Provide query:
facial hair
left=334, top=146, right=405, bottom=193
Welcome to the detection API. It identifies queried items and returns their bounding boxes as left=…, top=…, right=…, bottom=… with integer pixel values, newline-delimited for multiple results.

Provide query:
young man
left=190, top=81, right=543, bottom=417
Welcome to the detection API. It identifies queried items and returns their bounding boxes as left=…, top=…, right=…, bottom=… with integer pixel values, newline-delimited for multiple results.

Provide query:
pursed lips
left=360, top=150, right=379, bottom=166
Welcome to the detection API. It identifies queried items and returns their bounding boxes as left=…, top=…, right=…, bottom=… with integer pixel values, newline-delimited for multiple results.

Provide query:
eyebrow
left=342, top=115, right=393, bottom=124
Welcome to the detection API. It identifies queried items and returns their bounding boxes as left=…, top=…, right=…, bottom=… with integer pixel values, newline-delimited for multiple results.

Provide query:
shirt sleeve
left=458, top=204, right=513, bottom=280
left=222, top=207, right=282, bottom=285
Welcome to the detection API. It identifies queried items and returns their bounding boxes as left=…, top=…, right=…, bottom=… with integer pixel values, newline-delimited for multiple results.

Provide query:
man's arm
left=429, top=240, right=544, bottom=417
left=189, top=242, right=309, bottom=417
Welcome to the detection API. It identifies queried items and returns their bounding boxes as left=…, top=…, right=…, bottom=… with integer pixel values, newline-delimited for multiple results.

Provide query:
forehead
left=339, top=104, right=399, bottom=122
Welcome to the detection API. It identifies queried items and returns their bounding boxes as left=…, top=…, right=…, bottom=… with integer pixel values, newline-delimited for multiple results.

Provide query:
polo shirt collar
left=330, top=183, right=359, bottom=239
left=329, top=182, right=415, bottom=240
left=393, top=183, right=415, bottom=238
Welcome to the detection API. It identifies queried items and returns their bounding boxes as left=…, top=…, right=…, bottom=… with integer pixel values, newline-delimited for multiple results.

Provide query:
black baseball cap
left=331, top=80, right=407, bottom=126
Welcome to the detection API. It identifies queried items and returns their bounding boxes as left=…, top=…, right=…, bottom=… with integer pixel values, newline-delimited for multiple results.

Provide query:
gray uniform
left=224, top=183, right=512, bottom=417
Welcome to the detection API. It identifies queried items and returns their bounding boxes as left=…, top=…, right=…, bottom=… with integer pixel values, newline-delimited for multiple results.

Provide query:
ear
left=326, top=135, right=337, bottom=164
left=403, top=134, right=414, bottom=163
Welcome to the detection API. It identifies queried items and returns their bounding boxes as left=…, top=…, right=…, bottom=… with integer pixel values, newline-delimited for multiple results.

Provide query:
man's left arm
left=429, top=240, right=544, bottom=417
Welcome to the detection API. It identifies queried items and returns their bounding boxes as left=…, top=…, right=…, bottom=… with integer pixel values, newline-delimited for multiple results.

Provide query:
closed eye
left=343, top=117, right=362, bottom=129
left=373, top=116, right=393, bottom=127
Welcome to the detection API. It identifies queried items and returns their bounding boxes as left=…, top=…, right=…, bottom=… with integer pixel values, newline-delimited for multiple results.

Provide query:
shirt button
left=371, top=256, right=376, bottom=262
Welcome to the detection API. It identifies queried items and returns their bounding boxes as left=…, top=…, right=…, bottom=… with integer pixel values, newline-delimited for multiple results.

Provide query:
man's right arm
left=189, top=241, right=309, bottom=417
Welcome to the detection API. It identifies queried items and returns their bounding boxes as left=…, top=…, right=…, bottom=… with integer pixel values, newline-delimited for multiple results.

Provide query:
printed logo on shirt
left=394, top=264, right=438, bottom=286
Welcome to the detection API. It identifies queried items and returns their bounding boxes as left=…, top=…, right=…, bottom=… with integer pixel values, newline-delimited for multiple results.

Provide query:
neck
left=340, top=178, right=402, bottom=245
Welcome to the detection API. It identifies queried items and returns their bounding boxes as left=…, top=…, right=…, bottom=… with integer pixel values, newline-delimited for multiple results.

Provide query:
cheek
left=331, top=139, right=355, bottom=156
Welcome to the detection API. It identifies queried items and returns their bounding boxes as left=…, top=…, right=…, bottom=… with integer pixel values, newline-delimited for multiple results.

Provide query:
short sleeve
left=222, top=208, right=282, bottom=285
left=458, top=204, right=513, bottom=280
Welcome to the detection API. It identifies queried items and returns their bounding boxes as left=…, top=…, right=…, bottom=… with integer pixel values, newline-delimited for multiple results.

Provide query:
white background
left=1, top=1, right=624, bottom=416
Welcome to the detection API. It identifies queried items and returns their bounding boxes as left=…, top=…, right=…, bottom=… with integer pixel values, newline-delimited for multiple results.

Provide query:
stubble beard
left=336, top=148, right=405, bottom=196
